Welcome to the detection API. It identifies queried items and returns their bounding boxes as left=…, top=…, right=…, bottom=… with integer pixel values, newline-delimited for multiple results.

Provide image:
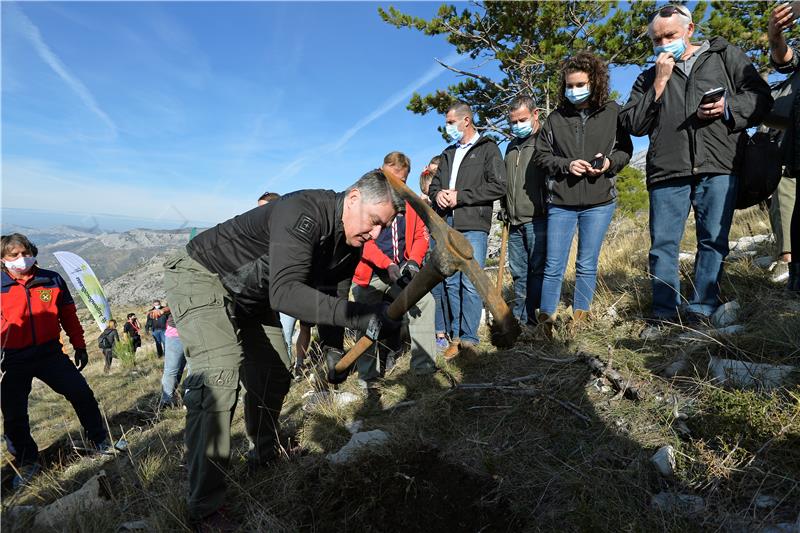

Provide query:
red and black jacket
left=1, top=267, right=86, bottom=352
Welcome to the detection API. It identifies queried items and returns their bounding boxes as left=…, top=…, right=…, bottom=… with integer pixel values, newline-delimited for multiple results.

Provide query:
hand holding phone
left=589, top=155, right=605, bottom=170
left=699, top=87, right=726, bottom=106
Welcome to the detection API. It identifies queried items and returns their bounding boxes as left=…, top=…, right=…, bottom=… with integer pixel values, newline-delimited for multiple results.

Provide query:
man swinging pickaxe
left=326, top=172, right=521, bottom=383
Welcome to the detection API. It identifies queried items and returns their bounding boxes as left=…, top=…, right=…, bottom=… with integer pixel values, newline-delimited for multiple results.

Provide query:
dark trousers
left=792, top=176, right=799, bottom=255
left=1, top=341, right=107, bottom=466
left=103, top=348, right=114, bottom=371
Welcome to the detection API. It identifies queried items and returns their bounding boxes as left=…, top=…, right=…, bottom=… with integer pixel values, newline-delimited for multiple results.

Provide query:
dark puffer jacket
left=772, top=47, right=800, bottom=177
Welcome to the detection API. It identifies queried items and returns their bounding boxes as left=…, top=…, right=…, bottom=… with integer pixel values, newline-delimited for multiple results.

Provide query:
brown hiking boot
left=444, top=340, right=479, bottom=362
left=442, top=339, right=461, bottom=361
left=537, top=312, right=555, bottom=339
left=570, top=309, right=589, bottom=333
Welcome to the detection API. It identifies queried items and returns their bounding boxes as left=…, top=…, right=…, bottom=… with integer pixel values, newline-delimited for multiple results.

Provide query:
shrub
left=114, top=337, right=137, bottom=368
left=616, top=165, right=648, bottom=216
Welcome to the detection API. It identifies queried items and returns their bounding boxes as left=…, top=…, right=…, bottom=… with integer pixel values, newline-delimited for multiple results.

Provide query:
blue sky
left=2, top=1, right=649, bottom=231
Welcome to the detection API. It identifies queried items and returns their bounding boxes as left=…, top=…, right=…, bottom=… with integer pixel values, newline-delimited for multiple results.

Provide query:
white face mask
left=154, top=304, right=161, bottom=309
left=4, top=256, right=36, bottom=274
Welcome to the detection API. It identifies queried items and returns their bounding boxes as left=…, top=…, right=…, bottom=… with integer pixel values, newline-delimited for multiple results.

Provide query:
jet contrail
left=273, top=51, right=467, bottom=182
left=12, top=5, right=117, bottom=136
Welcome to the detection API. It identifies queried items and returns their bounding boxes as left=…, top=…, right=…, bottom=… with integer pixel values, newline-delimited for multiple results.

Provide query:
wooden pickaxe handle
left=331, top=173, right=521, bottom=377
left=334, top=260, right=446, bottom=373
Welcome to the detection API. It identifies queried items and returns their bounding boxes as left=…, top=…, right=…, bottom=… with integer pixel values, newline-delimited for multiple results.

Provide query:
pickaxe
left=326, top=173, right=521, bottom=383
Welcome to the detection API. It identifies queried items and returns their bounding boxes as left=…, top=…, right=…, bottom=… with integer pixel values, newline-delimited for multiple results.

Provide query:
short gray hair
left=648, top=5, right=692, bottom=37
left=346, top=170, right=405, bottom=213
left=509, top=95, right=537, bottom=114
left=446, top=101, right=473, bottom=120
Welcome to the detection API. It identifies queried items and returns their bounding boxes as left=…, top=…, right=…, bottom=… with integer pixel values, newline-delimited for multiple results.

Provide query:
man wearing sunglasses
left=620, top=4, right=772, bottom=334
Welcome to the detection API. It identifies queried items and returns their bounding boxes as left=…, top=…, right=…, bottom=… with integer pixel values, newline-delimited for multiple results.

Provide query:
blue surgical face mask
left=654, top=37, right=687, bottom=61
left=445, top=123, right=463, bottom=143
left=565, top=86, right=591, bottom=105
left=511, top=121, right=532, bottom=139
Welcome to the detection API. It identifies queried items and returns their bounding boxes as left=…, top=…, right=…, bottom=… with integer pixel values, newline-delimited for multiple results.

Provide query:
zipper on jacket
left=24, top=284, right=37, bottom=345
left=510, top=147, right=522, bottom=221
left=579, top=113, right=587, bottom=206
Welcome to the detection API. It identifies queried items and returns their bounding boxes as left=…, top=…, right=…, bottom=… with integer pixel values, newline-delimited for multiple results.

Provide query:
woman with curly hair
left=533, top=51, right=633, bottom=333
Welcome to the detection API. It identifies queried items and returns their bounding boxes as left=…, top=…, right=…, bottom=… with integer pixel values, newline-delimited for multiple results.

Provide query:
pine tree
left=379, top=1, right=709, bottom=139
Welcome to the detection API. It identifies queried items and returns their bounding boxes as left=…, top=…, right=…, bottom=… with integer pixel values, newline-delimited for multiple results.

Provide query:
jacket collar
left=508, top=130, right=539, bottom=150
left=334, top=191, right=345, bottom=237
left=446, top=133, right=493, bottom=152
left=2, top=267, right=48, bottom=288
left=706, top=36, right=729, bottom=53
left=557, top=100, right=613, bottom=118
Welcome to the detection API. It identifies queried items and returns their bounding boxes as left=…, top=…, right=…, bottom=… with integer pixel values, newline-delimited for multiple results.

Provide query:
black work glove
left=74, top=348, right=88, bottom=372
left=356, top=303, right=402, bottom=341
left=324, top=347, right=349, bottom=385
left=497, top=208, right=509, bottom=224
left=386, top=263, right=401, bottom=283
left=399, top=260, right=420, bottom=280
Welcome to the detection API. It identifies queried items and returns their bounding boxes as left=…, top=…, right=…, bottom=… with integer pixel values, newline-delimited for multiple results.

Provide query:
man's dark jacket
left=620, top=37, right=773, bottom=187
left=427, top=135, right=507, bottom=233
left=145, top=309, right=167, bottom=332
left=186, top=190, right=368, bottom=331
left=535, top=101, right=633, bottom=207
left=504, top=131, right=547, bottom=224
left=772, top=47, right=800, bottom=177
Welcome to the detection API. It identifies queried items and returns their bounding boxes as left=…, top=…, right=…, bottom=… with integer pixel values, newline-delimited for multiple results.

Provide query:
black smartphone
left=699, top=87, right=726, bottom=106
left=590, top=155, right=605, bottom=169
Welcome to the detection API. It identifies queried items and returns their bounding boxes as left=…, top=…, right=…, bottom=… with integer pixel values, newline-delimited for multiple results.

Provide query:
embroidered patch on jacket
left=39, top=289, right=53, bottom=302
left=292, top=214, right=317, bottom=240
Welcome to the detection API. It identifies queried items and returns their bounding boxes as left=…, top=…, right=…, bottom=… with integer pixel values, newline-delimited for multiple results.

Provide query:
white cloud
left=10, top=5, right=117, bottom=137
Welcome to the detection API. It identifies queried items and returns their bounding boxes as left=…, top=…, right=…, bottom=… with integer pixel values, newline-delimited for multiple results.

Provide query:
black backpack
left=735, top=130, right=783, bottom=210
left=98, top=330, right=112, bottom=350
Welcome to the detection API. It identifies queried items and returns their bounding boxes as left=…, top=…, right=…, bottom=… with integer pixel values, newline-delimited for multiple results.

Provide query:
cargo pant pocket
left=183, top=368, right=240, bottom=413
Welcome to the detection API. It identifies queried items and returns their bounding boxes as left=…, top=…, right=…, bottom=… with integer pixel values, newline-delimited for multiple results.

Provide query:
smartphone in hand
left=699, top=87, right=726, bottom=106
left=589, top=155, right=605, bottom=170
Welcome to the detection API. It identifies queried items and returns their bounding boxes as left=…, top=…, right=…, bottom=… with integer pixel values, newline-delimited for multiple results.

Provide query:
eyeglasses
left=649, top=4, right=691, bottom=22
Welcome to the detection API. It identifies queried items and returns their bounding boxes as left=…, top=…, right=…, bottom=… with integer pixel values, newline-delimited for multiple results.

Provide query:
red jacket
left=1, top=267, right=86, bottom=351
left=353, top=202, right=429, bottom=287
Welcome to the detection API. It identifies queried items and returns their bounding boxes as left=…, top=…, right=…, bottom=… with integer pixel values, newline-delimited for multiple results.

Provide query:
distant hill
left=630, top=149, right=646, bottom=173
left=30, top=228, right=195, bottom=285
left=104, top=252, right=175, bottom=306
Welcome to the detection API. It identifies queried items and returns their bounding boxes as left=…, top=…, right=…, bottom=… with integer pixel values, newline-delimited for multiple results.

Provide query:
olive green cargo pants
left=770, top=176, right=796, bottom=254
left=163, top=252, right=290, bottom=520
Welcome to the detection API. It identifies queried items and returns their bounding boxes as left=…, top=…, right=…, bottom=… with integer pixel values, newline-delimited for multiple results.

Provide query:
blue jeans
left=649, top=174, right=737, bottom=318
left=540, top=202, right=616, bottom=315
left=152, top=329, right=165, bottom=357
left=507, top=219, right=547, bottom=324
left=429, top=237, right=452, bottom=336
left=444, top=220, right=488, bottom=345
left=161, top=335, right=187, bottom=404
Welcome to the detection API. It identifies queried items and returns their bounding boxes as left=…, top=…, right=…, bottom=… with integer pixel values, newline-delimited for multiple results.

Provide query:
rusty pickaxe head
left=326, top=171, right=521, bottom=381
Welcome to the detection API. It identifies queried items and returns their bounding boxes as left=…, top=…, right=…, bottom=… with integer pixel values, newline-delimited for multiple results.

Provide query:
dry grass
left=2, top=209, right=799, bottom=532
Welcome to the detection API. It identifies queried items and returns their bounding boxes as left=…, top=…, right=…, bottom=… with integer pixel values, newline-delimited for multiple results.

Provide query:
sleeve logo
left=293, top=214, right=317, bottom=238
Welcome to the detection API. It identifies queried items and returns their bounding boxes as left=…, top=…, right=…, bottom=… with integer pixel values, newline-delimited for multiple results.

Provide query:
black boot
left=788, top=262, right=800, bottom=293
